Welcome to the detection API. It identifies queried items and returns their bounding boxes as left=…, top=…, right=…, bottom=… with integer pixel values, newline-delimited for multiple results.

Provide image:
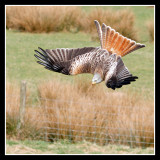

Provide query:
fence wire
left=6, top=94, right=154, bottom=148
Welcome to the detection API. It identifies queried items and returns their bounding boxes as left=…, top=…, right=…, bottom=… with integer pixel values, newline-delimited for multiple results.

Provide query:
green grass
left=6, top=28, right=154, bottom=99
left=6, top=139, right=154, bottom=154
left=6, top=6, right=154, bottom=93
left=6, top=30, right=98, bottom=95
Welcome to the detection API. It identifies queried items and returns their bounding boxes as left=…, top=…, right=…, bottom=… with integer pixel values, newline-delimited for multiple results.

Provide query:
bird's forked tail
left=94, top=20, right=145, bottom=57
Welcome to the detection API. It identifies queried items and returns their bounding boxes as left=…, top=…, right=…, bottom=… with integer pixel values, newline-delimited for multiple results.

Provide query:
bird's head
left=92, top=73, right=103, bottom=85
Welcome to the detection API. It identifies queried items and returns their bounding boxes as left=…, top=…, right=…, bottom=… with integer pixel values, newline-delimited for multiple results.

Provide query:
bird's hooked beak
left=92, top=81, right=97, bottom=85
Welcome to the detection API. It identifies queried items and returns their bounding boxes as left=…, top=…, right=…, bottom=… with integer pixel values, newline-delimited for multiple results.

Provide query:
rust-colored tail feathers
left=94, top=20, right=145, bottom=57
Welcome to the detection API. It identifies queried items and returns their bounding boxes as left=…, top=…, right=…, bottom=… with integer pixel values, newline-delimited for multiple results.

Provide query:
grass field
left=6, top=139, right=154, bottom=154
left=6, top=6, right=154, bottom=97
left=6, top=5, right=155, bottom=154
left=6, top=29, right=154, bottom=99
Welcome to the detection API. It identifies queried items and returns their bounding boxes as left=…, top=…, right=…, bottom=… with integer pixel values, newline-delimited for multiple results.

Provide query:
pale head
left=92, top=73, right=103, bottom=85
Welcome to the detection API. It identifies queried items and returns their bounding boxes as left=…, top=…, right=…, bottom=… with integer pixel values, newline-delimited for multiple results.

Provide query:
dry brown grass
left=81, top=8, right=138, bottom=41
left=6, top=6, right=83, bottom=33
left=6, top=77, right=154, bottom=146
left=6, top=82, right=20, bottom=137
left=6, top=82, right=44, bottom=140
left=146, top=20, right=154, bottom=42
left=6, top=6, right=138, bottom=40
left=6, top=79, right=154, bottom=147
left=37, top=78, right=154, bottom=147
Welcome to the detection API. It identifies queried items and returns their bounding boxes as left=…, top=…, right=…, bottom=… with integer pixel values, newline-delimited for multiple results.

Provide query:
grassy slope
left=6, top=32, right=154, bottom=99
left=6, top=139, right=154, bottom=154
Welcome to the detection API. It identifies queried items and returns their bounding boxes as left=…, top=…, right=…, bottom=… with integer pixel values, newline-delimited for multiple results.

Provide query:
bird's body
left=34, top=20, right=145, bottom=90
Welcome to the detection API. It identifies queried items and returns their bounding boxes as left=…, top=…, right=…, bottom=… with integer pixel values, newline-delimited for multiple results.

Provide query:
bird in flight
left=34, top=20, right=145, bottom=90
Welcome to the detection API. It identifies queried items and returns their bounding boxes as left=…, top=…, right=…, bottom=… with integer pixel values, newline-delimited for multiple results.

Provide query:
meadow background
left=6, top=5, right=154, bottom=154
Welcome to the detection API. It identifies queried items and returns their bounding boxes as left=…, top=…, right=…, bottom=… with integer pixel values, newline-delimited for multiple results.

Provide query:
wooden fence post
left=17, top=81, right=27, bottom=130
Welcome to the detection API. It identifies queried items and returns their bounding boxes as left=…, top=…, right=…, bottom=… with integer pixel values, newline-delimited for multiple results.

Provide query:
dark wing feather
left=34, top=47, right=100, bottom=75
left=45, top=47, right=100, bottom=62
left=106, top=56, right=138, bottom=90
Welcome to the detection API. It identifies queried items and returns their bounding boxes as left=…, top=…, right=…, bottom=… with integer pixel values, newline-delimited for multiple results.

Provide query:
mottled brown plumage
left=34, top=20, right=145, bottom=90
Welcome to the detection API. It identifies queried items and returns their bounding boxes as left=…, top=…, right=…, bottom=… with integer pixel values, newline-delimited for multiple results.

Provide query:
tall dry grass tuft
left=6, top=6, right=83, bottom=33
left=6, top=79, right=154, bottom=147
left=81, top=8, right=138, bottom=41
left=6, top=82, right=20, bottom=137
left=6, top=82, right=44, bottom=140
left=6, top=6, right=138, bottom=40
left=37, top=78, right=154, bottom=147
left=146, top=20, right=154, bottom=42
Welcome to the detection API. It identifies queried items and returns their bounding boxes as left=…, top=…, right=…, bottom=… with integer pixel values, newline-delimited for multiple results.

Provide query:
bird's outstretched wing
left=106, top=56, right=138, bottom=90
left=94, top=20, right=145, bottom=57
left=34, top=47, right=101, bottom=75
